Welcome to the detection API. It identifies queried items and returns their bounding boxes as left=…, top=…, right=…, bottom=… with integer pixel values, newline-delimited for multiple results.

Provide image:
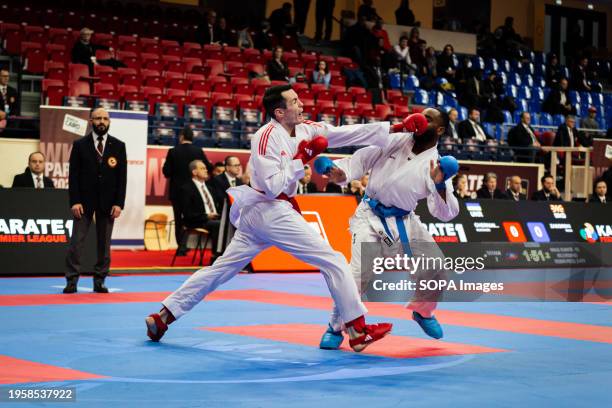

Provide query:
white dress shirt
left=470, top=120, right=486, bottom=142
left=31, top=172, right=44, bottom=188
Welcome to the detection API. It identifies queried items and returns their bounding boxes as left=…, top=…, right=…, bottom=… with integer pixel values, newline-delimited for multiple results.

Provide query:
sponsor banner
left=0, top=189, right=95, bottom=275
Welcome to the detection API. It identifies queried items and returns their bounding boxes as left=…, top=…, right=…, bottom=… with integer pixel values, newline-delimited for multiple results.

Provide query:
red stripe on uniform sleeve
left=258, top=125, right=274, bottom=155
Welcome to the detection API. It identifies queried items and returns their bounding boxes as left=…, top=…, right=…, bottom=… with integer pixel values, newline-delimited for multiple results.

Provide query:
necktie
left=36, top=176, right=42, bottom=189
left=201, top=183, right=215, bottom=214
left=473, top=122, right=485, bottom=141
left=96, top=136, right=104, bottom=161
left=230, top=179, right=236, bottom=187
left=568, top=127, right=574, bottom=147
left=1, top=86, right=6, bottom=100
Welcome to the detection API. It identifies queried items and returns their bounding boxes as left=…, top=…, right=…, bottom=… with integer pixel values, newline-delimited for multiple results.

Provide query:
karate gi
left=162, top=119, right=393, bottom=326
left=327, top=133, right=460, bottom=331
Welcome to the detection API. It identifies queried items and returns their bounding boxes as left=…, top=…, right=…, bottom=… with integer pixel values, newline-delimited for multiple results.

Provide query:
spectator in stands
left=71, top=28, right=122, bottom=75
left=0, top=68, right=18, bottom=119
left=297, top=165, right=318, bottom=194
left=211, top=162, right=225, bottom=177
left=532, top=174, right=562, bottom=201
left=253, top=20, right=273, bottom=50
left=343, top=15, right=378, bottom=66
left=358, top=0, right=380, bottom=22
left=266, top=46, right=290, bottom=82
left=446, top=108, right=460, bottom=140
left=458, top=108, right=491, bottom=142
left=211, top=155, right=243, bottom=209
left=507, top=112, right=540, bottom=162
left=392, top=36, right=417, bottom=76
left=476, top=172, right=505, bottom=199
left=437, top=44, right=457, bottom=83
left=591, top=179, right=608, bottom=204
left=494, top=17, right=525, bottom=59
left=462, top=69, right=484, bottom=110
left=481, top=70, right=502, bottom=121
left=325, top=181, right=343, bottom=193
left=236, top=20, right=255, bottom=49
left=453, top=174, right=472, bottom=200
left=293, top=0, right=311, bottom=35
left=312, top=60, right=331, bottom=88
left=543, top=78, right=576, bottom=116
left=581, top=106, right=599, bottom=130
left=216, top=17, right=232, bottom=46
left=545, top=54, right=562, bottom=87
left=408, top=27, right=426, bottom=71
left=163, top=127, right=213, bottom=256
left=196, top=10, right=220, bottom=45
left=314, top=0, right=335, bottom=43
left=395, top=0, right=416, bottom=26
left=572, top=57, right=592, bottom=92
left=503, top=175, right=526, bottom=201
left=372, top=18, right=391, bottom=51
left=179, top=160, right=221, bottom=259
left=554, top=115, right=590, bottom=147
left=419, top=46, right=437, bottom=88
left=11, top=152, right=54, bottom=188
left=269, top=2, right=293, bottom=38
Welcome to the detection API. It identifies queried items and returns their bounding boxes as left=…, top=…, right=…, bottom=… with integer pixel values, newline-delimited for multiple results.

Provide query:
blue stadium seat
left=483, top=122, right=496, bottom=137
left=484, top=57, right=498, bottom=72
left=517, top=99, right=529, bottom=112
left=522, top=62, right=534, bottom=75
left=509, top=73, right=522, bottom=86
left=498, top=72, right=508, bottom=85
left=471, top=56, right=485, bottom=71
left=532, top=87, right=545, bottom=101
left=591, top=92, right=604, bottom=106
left=568, top=91, right=580, bottom=105
left=518, top=86, right=532, bottom=100
left=533, top=76, right=546, bottom=88
left=403, top=75, right=419, bottom=91
left=502, top=110, right=513, bottom=124
left=505, top=85, right=518, bottom=99
left=534, top=52, right=546, bottom=66
left=499, top=59, right=511, bottom=73
left=443, top=92, right=458, bottom=107
left=552, top=114, right=565, bottom=126
left=429, top=91, right=444, bottom=106
left=510, top=59, right=523, bottom=72
left=389, top=72, right=401, bottom=89
left=522, top=74, right=534, bottom=88
left=413, top=89, right=429, bottom=105
left=458, top=106, right=468, bottom=121
left=539, top=113, right=553, bottom=126
left=534, top=63, right=545, bottom=76
left=513, top=111, right=522, bottom=124
left=529, top=112, right=540, bottom=125
left=529, top=99, right=542, bottom=113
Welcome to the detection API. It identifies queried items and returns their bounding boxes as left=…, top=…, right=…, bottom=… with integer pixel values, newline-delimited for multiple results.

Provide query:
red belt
left=255, top=189, right=301, bottom=213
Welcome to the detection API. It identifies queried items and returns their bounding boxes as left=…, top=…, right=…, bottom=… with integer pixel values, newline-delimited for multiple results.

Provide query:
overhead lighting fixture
left=587, top=4, right=594, bottom=9
left=555, top=0, right=562, bottom=4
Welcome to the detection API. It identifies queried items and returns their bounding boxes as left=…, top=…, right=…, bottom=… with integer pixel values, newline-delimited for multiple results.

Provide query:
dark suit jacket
left=71, top=41, right=109, bottom=73
left=553, top=125, right=589, bottom=147
left=458, top=120, right=491, bottom=141
left=266, top=59, right=290, bottom=81
left=68, top=133, right=127, bottom=216
left=543, top=88, right=571, bottom=115
left=507, top=123, right=537, bottom=148
left=325, top=182, right=343, bottom=193
left=12, top=168, right=55, bottom=188
left=531, top=189, right=562, bottom=201
left=179, top=180, right=218, bottom=227
left=297, top=181, right=318, bottom=194
left=0, top=85, right=18, bottom=115
left=476, top=187, right=505, bottom=199
left=211, top=172, right=243, bottom=209
left=162, top=143, right=212, bottom=202
left=196, top=23, right=220, bottom=45
left=590, top=194, right=607, bottom=204
left=503, top=189, right=526, bottom=201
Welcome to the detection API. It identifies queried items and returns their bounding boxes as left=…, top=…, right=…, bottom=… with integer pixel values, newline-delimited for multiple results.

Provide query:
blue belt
left=363, top=193, right=412, bottom=256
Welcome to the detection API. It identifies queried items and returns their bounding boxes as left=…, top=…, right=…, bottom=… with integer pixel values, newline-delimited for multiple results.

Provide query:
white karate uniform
left=327, top=133, right=460, bottom=330
left=162, top=119, right=392, bottom=325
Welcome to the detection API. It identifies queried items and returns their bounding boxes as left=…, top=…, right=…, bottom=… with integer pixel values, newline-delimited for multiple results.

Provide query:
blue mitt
left=313, top=156, right=335, bottom=175
left=435, top=156, right=459, bottom=190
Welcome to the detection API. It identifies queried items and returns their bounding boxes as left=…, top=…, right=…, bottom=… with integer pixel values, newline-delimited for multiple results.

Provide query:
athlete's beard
left=414, top=126, right=438, bottom=146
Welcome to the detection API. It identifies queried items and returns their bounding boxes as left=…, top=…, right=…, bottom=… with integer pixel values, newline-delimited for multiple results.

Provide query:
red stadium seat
left=183, top=58, right=203, bottom=73
left=234, top=84, right=254, bottom=96
left=68, top=81, right=91, bottom=97
left=354, top=93, right=373, bottom=105
left=98, top=71, right=120, bottom=87
left=311, top=83, right=327, bottom=93
left=42, top=79, right=65, bottom=92
left=95, top=49, right=113, bottom=60
left=3, top=30, right=23, bottom=55
left=230, top=77, right=250, bottom=86
left=317, top=90, right=335, bottom=102
left=23, top=49, right=46, bottom=74
left=361, top=109, right=382, bottom=123
left=46, top=85, right=68, bottom=106
left=47, top=67, right=68, bottom=81
left=190, top=80, right=212, bottom=93
left=205, top=59, right=224, bottom=77
left=168, top=78, right=189, bottom=91
left=94, top=82, right=116, bottom=95
left=212, top=82, right=233, bottom=94
left=94, top=65, right=115, bottom=75
left=118, top=84, right=139, bottom=97
left=120, top=73, right=142, bottom=87
left=164, top=71, right=184, bottom=81
left=142, top=86, right=163, bottom=98
left=336, top=101, right=354, bottom=111
left=211, top=92, right=232, bottom=104
left=69, top=63, right=91, bottom=81
left=189, top=90, right=210, bottom=100
left=374, top=104, right=392, bottom=119
left=145, top=77, right=165, bottom=89
left=348, top=86, right=367, bottom=96
left=340, top=108, right=362, bottom=125
left=185, top=73, right=205, bottom=82
left=233, top=94, right=252, bottom=103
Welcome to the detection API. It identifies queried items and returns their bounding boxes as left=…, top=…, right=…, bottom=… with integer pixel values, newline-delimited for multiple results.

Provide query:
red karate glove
left=294, top=136, right=328, bottom=164
left=391, top=113, right=428, bottom=135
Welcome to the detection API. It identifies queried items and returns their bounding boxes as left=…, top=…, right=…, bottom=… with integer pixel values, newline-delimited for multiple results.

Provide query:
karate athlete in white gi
left=145, top=84, right=415, bottom=352
left=315, top=107, right=460, bottom=349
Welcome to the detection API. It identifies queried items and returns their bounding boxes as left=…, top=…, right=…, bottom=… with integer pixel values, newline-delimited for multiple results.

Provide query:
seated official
left=532, top=174, right=562, bottom=201
left=297, top=165, right=318, bottom=194
left=211, top=155, right=243, bottom=208
left=507, top=112, right=540, bottom=162
left=12, top=152, right=55, bottom=188
left=453, top=174, right=473, bottom=200
left=503, top=175, right=527, bottom=201
left=591, top=180, right=608, bottom=204
left=179, top=160, right=221, bottom=257
left=476, top=172, right=505, bottom=199
left=458, top=108, right=492, bottom=142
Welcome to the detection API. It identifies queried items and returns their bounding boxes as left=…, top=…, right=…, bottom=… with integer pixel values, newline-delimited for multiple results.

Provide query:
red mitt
left=294, top=136, right=328, bottom=164
left=391, top=113, right=428, bottom=135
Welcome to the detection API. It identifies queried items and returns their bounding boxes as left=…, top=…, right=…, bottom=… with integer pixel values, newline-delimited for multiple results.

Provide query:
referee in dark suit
left=64, top=108, right=127, bottom=293
left=162, top=127, right=212, bottom=255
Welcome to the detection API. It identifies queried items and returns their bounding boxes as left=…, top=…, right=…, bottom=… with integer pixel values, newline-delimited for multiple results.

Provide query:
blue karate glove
left=435, top=156, right=459, bottom=190
left=313, top=156, right=335, bottom=175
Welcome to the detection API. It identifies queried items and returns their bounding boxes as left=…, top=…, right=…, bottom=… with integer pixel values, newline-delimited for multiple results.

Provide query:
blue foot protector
left=319, top=324, right=344, bottom=349
left=412, top=311, right=443, bottom=339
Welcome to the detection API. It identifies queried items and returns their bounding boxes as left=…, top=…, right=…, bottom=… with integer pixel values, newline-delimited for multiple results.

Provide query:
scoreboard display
left=415, top=200, right=612, bottom=269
